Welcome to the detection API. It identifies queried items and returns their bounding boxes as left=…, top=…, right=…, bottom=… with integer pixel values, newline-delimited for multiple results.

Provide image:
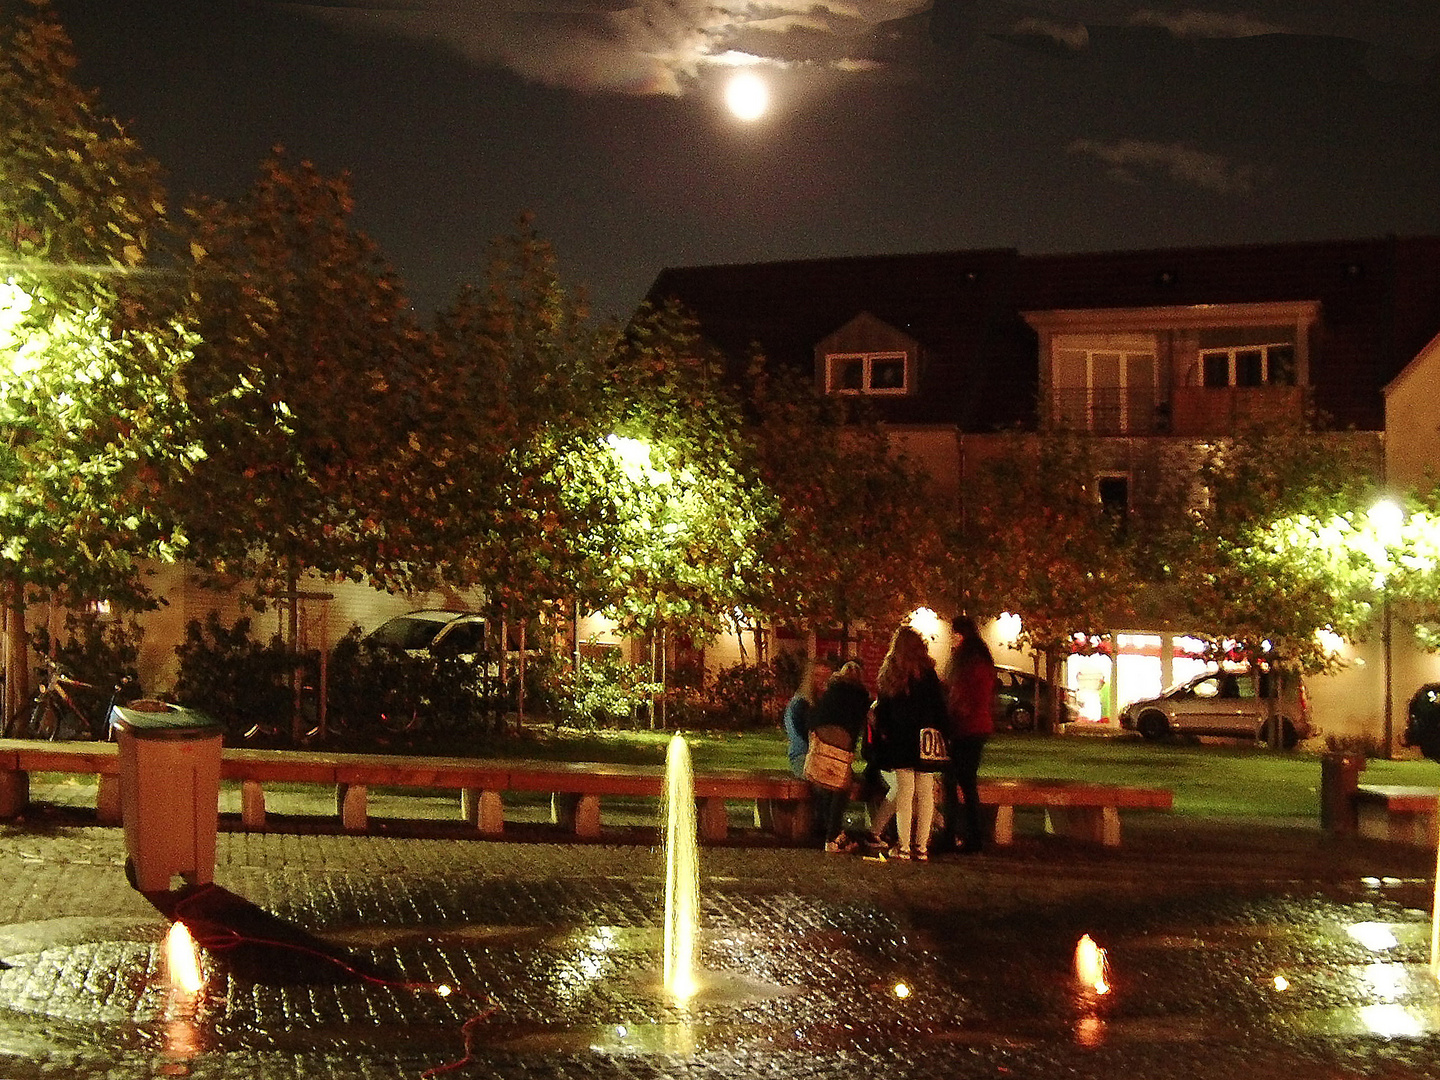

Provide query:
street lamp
left=1369, top=499, right=1404, bottom=758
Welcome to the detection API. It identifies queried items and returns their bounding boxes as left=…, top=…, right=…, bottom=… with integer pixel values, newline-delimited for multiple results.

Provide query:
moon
left=724, top=71, right=769, bottom=122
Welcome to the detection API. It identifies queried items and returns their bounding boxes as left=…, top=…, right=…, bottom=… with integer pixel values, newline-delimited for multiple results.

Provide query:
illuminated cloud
left=1127, top=9, right=1289, bottom=40
left=1068, top=137, right=1259, bottom=195
left=297, top=0, right=929, bottom=94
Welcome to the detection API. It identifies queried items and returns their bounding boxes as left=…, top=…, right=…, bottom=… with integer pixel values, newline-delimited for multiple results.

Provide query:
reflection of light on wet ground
left=1348, top=922, right=1401, bottom=952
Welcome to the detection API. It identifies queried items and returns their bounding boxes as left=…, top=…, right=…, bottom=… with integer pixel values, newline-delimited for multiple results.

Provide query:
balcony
left=1170, top=385, right=1306, bottom=435
left=1047, top=387, right=1162, bottom=435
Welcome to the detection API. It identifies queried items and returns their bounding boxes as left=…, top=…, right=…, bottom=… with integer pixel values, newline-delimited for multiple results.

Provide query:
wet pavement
left=1, top=803, right=1439, bottom=1079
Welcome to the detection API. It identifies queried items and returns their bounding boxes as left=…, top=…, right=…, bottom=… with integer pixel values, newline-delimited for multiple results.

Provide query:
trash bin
left=1320, top=751, right=1366, bottom=835
left=110, top=702, right=224, bottom=893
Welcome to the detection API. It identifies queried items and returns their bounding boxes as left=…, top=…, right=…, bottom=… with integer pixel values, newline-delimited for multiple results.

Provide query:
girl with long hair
left=942, top=614, right=997, bottom=853
left=870, top=624, right=949, bottom=860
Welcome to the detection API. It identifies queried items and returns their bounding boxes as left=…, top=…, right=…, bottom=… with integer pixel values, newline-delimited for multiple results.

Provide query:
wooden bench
left=0, top=740, right=813, bottom=844
left=1353, top=784, right=1439, bottom=846
left=974, top=778, right=1173, bottom=847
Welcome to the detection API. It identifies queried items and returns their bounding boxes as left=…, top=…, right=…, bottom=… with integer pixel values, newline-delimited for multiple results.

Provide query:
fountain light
left=1273, top=975, right=1290, bottom=991
left=165, top=921, right=203, bottom=996
left=1074, top=934, right=1110, bottom=994
left=893, top=981, right=912, bottom=999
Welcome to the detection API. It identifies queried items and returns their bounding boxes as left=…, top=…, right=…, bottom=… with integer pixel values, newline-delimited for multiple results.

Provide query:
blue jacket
left=782, top=694, right=810, bottom=778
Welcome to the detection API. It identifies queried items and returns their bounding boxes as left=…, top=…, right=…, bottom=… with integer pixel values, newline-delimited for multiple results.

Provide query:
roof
left=647, top=235, right=1440, bottom=433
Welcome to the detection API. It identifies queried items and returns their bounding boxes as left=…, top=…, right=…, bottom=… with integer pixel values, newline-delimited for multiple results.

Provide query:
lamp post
left=1369, top=499, right=1404, bottom=759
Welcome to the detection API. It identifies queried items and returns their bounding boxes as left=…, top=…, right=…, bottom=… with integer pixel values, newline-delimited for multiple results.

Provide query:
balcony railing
left=1170, top=385, right=1306, bottom=435
left=1045, top=385, right=1307, bottom=436
left=1047, top=387, right=1162, bottom=434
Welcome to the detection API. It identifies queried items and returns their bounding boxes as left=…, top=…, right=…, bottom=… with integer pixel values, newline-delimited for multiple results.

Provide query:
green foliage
left=172, top=612, right=311, bottom=740
left=1177, top=426, right=1384, bottom=673
left=705, top=660, right=787, bottom=729
left=548, top=650, right=661, bottom=729
left=0, top=6, right=194, bottom=603
left=955, top=430, right=1140, bottom=654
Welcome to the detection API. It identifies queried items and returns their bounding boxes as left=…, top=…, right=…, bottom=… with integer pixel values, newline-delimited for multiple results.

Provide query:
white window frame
left=1197, top=342, right=1295, bottom=388
left=825, top=351, right=908, bottom=395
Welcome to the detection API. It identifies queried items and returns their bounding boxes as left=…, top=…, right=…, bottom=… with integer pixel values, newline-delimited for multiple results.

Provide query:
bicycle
left=25, top=666, right=140, bottom=741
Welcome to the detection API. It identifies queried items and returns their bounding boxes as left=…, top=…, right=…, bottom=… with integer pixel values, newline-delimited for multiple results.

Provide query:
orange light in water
left=165, top=921, right=203, bottom=995
left=1074, top=934, right=1110, bottom=994
left=893, top=982, right=912, bottom=999
left=1273, top=975, right=1290, bottom=991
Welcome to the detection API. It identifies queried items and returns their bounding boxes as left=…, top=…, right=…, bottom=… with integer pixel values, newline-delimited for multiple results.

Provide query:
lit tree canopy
left=1177, top=424, right=1383, bottom=673
left=0, top=3, right=193, bottom=605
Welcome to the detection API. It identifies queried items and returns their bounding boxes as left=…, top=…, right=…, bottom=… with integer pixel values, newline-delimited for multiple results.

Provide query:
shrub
left=706, top=659, right=786, bottom=729
left=173, top=613, right=316, bottom=741
left=550, top=650, right=662, bottom=729
left=32, top=610, right=142, bottom=691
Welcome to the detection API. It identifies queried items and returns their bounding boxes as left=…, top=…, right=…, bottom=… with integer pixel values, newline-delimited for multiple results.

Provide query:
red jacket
left=947, top=657, right=996, bottom=738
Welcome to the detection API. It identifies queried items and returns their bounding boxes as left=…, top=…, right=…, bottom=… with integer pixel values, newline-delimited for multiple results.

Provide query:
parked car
left=1402, top=683, right=1440, bottom=761
left=1119, top=667, right=1311, bottom=748
left=363, top=609, right=487, bottom=659
left=991, top=665, right=1077, bottom=731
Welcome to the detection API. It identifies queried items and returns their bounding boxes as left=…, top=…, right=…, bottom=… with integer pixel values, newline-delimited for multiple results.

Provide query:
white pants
left=893, top=769, right=936, bottom=855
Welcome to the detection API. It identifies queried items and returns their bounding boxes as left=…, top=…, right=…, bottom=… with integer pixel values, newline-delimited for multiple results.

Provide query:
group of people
left=783, top=615, right=996, bottom=861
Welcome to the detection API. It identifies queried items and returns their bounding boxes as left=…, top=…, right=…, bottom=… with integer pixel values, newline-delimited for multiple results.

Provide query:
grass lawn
left=516, top=726, right=1440, bottom=821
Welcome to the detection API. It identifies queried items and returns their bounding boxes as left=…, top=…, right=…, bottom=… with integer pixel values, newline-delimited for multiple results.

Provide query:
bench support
left=698, top=796, right=728, bottom=842
left=552, top=792, right=601, bottom=838
left=96, top=775, right=122, bottom=826
left=337, top=783, right=368, bottom=831
left=461, top=789, right=505, bottom=836
left=0, top=770, right=27, bottom=818
left=1046, top=806, right=1121, bottom=846
left=241, top=780, right=267, bottom=829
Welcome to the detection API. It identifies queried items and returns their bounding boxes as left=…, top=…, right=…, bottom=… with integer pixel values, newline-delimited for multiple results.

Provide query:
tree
left=743, top=350, right=950, bottom=648
left=180, top=152, right=427, bottom=601
left=0, top=4, right=193, bottom=726
left=1177, top=424, right=1383, bottom=675
left=955, top=430, right=1142, bottom=694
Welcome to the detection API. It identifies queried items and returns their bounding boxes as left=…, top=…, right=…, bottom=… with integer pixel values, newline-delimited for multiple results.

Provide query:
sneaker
left=893, top=849, right=912, bottom=862
left=914, top=850, right=929, bottom=863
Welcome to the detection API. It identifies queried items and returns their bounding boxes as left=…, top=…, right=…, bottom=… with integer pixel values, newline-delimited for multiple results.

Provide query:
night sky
left=46, top=1, right=1440, bottom=321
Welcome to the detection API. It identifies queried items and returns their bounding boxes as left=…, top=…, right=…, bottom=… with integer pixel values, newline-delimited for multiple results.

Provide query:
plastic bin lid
left=109, top=703, right=223, bottom=739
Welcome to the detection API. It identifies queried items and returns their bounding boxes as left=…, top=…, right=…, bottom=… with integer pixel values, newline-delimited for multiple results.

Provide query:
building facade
left=650, top=236, right=1440, bottom=747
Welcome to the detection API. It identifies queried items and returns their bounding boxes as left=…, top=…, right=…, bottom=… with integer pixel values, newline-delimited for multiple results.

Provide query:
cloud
left=1126, top=9, right=1289, bottom=40
left=1068, top=138, right=1259, bottom=195
left=293, top=0, right=930, bottom=94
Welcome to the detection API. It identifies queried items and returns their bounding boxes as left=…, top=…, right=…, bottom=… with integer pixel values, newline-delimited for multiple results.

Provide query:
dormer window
left=826, top=351, right=908, bottom=395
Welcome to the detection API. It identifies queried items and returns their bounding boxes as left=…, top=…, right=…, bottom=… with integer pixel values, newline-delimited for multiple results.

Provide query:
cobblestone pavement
left=1, top=807, right=1439, bottom=1079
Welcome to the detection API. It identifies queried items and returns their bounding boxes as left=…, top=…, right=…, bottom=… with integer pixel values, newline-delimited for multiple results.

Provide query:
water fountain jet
left=663, top=733, right=699, bottom=1002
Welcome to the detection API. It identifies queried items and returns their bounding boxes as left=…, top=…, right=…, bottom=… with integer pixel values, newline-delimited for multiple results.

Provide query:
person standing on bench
left=940, top=615, right=996, bottom=855
left=809, top=660, right=871, bottom=852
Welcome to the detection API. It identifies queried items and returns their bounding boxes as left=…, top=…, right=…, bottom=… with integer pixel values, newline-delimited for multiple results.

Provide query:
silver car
left=1120, top=668, right=1311, bottom=749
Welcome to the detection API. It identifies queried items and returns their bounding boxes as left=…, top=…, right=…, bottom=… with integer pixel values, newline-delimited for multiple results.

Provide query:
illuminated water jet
left=663, top=733, right=699, bottom=1002
left=1074, top=933, right=1110, bottom=994
left=165, top=921, right=203, bottom=996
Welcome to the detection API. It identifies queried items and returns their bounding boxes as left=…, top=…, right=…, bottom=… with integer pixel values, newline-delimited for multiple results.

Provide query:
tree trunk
left=2, top=579, right=27, bottom=736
